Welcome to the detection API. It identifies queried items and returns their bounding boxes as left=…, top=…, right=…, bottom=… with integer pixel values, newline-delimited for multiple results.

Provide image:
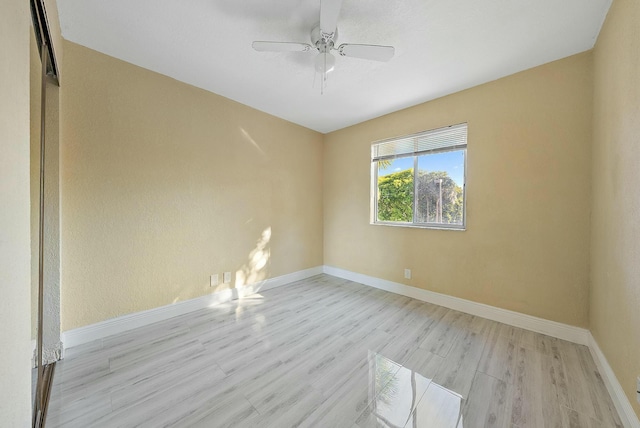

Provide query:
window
left=371, top=123, right=467, bottom=229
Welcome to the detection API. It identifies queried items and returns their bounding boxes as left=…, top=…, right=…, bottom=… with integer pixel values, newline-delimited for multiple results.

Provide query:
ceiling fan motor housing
left=311, top=24, right=338, bottom=53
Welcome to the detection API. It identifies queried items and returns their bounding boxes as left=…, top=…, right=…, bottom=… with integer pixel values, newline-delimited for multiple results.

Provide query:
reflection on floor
left=363, top=351, right=463, bottom=427
left=45, top=274, right=622, bottom=427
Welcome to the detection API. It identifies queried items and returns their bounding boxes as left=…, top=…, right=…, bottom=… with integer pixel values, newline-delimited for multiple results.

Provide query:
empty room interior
left=2, top=0, right=640, bottom=427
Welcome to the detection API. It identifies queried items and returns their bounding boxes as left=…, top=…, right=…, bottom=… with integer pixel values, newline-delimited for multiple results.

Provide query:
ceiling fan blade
left=337, top=44, right=395, bottom=62
left=320, top=0, right=343, bottom=34
left=252, top=41, right=313, bottom=52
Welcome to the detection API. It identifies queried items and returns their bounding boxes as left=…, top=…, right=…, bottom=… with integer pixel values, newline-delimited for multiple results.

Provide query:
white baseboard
left=62, top=266, right=323, bottom=349
left=322, top=265, right=590, bottom=345
left=588, top=334, right=640, bottom=428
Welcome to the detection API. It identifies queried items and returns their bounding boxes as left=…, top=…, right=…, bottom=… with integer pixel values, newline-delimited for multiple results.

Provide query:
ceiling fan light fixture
left=314, top=52, right=335, bottom=74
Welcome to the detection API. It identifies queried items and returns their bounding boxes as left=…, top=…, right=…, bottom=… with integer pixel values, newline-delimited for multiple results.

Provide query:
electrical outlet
left=404, top=269, right=411, bottom=279
left=223, top=272, right=231, bottom=284
left=210, top=274, right=219, bottom=287
left=636, top=377, right=640, bottom=404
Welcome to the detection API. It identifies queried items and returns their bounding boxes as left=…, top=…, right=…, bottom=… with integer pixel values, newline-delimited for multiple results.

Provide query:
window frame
left=370, top=124, right=467, bottom=231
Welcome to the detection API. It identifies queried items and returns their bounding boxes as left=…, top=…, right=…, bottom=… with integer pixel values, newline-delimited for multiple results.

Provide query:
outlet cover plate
left=223, top=272, right=231, bottom=284
left=404, top=269, right=411, bottom=279
left=210, top=274, right=219, bottom=287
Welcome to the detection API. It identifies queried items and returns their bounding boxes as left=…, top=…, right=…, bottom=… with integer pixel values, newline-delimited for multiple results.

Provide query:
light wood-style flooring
left=43, top=274, right=623, bottom=427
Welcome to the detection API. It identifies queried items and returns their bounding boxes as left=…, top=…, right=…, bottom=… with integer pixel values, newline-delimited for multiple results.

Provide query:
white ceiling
left=56, top=0, right=611, bottom=134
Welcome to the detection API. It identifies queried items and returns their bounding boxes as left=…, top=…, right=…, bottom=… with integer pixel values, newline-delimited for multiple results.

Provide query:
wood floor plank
left=418, top=310, right=473, bottom=357
left=511, top=346, right=563, bottom=428
left=310, top=329, right=393, bottom=396
left=46, top=390, right=112, bottom=428
left=143, top=390, right=259, bottom=428
left=556, top=340, right=623, bottom=427
left=92, top=364, right=228, bottom=427
left=176, top=395, right=260, bottom=428
left=478, top=322, right=519, bottom=384
left=460, top=371, right=512, bottom=428
left=109, top=343, right=215, bottom=411
left=403, top=383, right=464, bottom=428
left=108, top=328, right=195, bottom=371
left=433, top=326, right=488, bottom=398
left=254, top=383, right=325, bottom=428
left=400, top=348, right=444, bottom=381
left=560, top=406, right=606, bottom=428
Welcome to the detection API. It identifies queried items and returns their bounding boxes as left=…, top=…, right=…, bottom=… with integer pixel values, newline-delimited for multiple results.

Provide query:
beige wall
left=0, top=0, right=33, bottom=424
left=60, top=41, right=323, bottom=331
left=591, top=0, right=640, bottom=418
left=324, top=53, right=593, bottom=327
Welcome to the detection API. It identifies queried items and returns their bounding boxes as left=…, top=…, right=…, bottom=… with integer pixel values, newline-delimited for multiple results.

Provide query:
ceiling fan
left=252, top=0, right=395, bottom=93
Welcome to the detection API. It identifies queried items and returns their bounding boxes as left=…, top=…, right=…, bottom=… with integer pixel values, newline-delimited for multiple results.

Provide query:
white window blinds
left=371, top=123, right=467, bottom=162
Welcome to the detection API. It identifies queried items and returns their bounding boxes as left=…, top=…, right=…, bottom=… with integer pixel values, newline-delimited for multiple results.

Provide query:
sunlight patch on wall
left=240, top=127, right=267, bottom=159
left=235, top=226, right=271, bottom=295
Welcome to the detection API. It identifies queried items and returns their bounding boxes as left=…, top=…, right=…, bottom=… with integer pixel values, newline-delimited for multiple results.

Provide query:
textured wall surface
left=324, top=53, right=593, bottom=328
left=0, top=0, right=33, bottom=424
left=591, top=0, right=640, bottom=418
left=60, top=41, right=324, bottom=331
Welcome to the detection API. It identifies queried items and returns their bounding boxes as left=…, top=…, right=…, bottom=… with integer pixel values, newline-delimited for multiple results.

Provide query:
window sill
left=370, top=221, right=466, bottom=231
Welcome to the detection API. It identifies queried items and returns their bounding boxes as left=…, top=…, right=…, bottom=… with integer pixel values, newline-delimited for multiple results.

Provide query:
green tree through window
left=376, top=168, right=463, bottom=225
left=377, top=169, right=414, bottom=222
